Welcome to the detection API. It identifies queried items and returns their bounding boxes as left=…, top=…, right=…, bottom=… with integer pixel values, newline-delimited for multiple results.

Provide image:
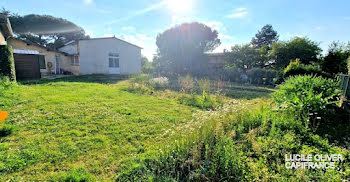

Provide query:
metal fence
left=339, top=74, right=350, bottom=99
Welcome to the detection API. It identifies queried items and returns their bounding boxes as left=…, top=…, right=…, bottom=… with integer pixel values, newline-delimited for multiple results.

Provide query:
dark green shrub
left=272, top=75, right=341, bottom=124
left=321, top=42, right=350, bottom=75
left=211, top=67, right=243, bottom=82
left=284, top=59, right=331, bottom=78
left=247, top=68, right=280, bottom=85
left=247, top=68, right=265, bottom=85
left=0, top=45, right=16, bottom=81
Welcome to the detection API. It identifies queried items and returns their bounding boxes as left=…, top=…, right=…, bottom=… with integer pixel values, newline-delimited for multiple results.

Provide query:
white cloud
left=226, top=7, right=248, bottom=19
left=280, top=32, right=304, bottom=40
left=205, top=21, right=226, bottom=32
left=170, top=15, right=192, bottom=27
left=122, top=26, right=136, bottom=31
left=219, top=34, right=234, bottom=40
left=83, top=0, right=93, bottom=4
left=86, top=30, right=94, bottom=37
left=227, top=11, right=248, bottom=19
left=106, top=0, right=167, bottom=25
left=137, top=34, right=154, bottom=41
left=212, top=43, right=233, bottom=53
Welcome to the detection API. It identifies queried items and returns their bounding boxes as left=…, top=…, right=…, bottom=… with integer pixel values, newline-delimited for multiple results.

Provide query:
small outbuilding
left=58, top=37, right=142, bottom=75
left=8, top=38, right=75, bottom=80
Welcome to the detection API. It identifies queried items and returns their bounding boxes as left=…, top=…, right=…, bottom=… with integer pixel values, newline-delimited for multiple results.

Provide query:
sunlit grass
left=0, top=75, right=273, bottom=180
left=0, top=77, right=197, bottom=180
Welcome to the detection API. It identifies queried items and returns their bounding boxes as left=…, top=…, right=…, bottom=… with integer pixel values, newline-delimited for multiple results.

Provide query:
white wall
left=78, top=38, right=141, bottom=75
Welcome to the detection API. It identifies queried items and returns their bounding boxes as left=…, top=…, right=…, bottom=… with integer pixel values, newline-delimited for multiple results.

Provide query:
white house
left=58, top=37, right=142, bottom=75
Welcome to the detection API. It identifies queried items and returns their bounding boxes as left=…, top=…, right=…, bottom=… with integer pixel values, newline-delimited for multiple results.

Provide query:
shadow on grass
left=19, top=74, right=130, bottom=85
left=0, top=126, right=15, bottom=138
left=224, top=88, right=274, bottom=99
left=314, top=106, right=350, bottom=149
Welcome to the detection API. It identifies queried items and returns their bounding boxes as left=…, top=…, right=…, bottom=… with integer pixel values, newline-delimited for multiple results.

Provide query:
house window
left=38, top=55, right=46, bottom=69
left=108, top=53, right=119, bottom=68
left=71, top=56, right=79, bottom=65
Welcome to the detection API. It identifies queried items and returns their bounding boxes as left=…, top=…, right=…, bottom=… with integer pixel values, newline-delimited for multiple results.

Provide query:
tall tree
left=2, top=9, right=88, bottom=50
left=321, top=41, right=350, bottom=75
left=226, top=44, right=262, bottom=72
left=270, top=37, right=322, bottom=69
left=156, top=22, right=220, bottom=76
left=251, top=24, right=279, bottom=49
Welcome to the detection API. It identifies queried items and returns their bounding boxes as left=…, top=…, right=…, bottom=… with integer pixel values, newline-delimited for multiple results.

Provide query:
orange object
left=0, top=111, right=8, bottom=128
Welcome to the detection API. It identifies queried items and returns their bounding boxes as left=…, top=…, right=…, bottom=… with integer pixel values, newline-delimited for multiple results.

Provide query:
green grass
left=0, top=75, right=275, bottom=180
left=116, top=102, right=350, bottom=181
left=0, top=75, right=199, bottom=180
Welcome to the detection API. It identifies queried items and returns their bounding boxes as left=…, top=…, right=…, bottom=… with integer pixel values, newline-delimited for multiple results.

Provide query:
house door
left=55, top=55, right=61, bottom=74
left=108, top=53, right=120, bottom=74
left=14, top=54, right=41, bottom=80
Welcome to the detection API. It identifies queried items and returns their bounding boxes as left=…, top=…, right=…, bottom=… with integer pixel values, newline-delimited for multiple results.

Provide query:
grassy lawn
left=0, top=75, right=271, bottom=180
left=0, top=75, right=200, bottom=180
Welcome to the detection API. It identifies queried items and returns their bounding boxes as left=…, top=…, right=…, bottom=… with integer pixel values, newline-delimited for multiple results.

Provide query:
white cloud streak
left=106, top=0, right=168, bottom=25
left=226, top=7, right=248, bottom=19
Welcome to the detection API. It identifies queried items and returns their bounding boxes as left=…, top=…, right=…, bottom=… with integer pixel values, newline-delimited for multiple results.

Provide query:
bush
left=0, top=45, right=16, bottom=81
left=284, top=59, right=331, bottom=78
left=148, top=77, right=169, bottom=90
left=272, top=75, right=341, bottom=125
left=321, top=42, right=350, bottom=75
left=211, top=67, right=243, bottom=82
left=124, top=74, right=153, bottom=94
left=178, top=75, right=195, bottom=93
left=177, top=91, right=220, bottom=110
left=247, top=68, right=280, bottom=85
left=197, top=78, right=210, bottom=93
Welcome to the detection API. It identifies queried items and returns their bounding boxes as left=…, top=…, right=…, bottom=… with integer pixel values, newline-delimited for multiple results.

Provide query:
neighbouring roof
left=9, top=38, right=72, bottom=56
left=0, top=14, right=14, bottom=39
left=62, top=37, right=143, bottom=49
left=13, top=49, right=40, bottom=55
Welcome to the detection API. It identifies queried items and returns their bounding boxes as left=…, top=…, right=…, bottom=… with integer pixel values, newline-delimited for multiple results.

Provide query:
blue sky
left=1, top=0, right=350, bottom=60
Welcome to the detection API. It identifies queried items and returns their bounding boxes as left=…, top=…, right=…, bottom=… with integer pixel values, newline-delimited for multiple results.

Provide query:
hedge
left=283, top=59, right=331, bottom=78
left=0, top=45, right=16, bottom=81
left=246, top=68, right=281, bottom=85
